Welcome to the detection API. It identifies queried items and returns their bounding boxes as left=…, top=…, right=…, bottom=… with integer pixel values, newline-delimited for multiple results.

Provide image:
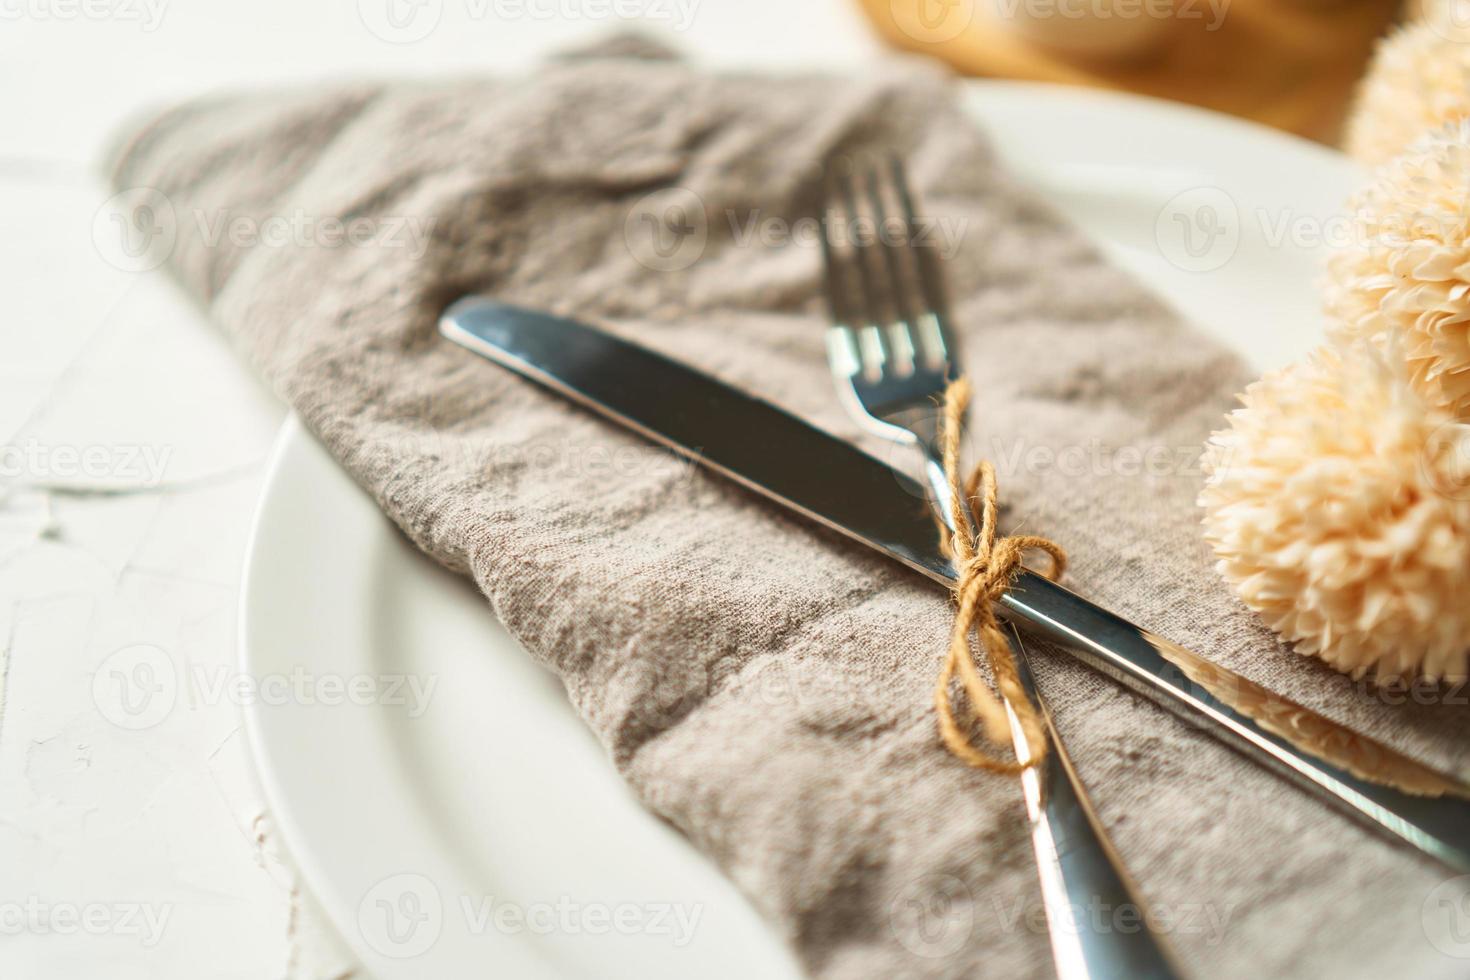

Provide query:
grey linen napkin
left=109, top=38, right=1469, bottom=980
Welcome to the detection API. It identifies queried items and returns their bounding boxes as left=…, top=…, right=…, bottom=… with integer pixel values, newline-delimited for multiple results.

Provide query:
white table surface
left=0, top=2, right=880, bottom=977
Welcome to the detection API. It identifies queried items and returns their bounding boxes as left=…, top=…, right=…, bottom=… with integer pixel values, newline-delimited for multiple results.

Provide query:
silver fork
left=819, top=157, right=1182, bottom=980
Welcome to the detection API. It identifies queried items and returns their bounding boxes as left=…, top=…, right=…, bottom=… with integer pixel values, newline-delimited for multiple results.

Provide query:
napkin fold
left=110, top=37, right=1469, bottom=979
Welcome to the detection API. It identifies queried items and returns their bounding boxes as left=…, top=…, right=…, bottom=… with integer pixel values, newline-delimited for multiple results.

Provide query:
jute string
left=935, top=378, right=1067, bottom=774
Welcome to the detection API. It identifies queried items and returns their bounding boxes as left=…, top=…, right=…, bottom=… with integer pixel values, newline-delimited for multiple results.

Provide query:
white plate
left=241, top=81, right=1359, bottom=979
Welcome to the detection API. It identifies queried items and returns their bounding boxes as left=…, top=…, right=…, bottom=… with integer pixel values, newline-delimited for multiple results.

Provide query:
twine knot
left=934, top=378, right=1066, bottom=775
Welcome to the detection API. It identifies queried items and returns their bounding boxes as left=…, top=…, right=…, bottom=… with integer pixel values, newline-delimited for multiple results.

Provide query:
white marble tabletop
left=0, top=2, right=880, bottom=975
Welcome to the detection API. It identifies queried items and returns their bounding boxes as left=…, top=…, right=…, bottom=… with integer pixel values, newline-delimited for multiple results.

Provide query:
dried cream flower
left=1324, top=118, right=1470, bottom=418
left=1346, top=23, right=1470, bottom=168
left=1200, top=345, right=1470, bottom=682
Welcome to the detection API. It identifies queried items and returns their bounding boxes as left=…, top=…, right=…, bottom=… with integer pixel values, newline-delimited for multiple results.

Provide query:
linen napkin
left=108, top=37, right=1470, bottom=979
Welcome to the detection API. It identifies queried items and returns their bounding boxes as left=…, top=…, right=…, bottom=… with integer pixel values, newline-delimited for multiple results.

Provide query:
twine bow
left=934, top=379, right=1066, bottom=775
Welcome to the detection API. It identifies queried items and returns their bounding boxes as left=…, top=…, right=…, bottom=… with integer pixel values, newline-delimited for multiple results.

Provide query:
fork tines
left=819, top=156, right=952, bottom=381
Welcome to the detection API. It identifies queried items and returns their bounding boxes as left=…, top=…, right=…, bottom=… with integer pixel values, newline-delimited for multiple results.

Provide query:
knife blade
left=441, top=296, right=1470, bottom=873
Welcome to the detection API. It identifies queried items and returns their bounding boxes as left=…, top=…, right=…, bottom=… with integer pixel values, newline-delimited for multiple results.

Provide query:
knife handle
left=1006, top=630, right=1185, bottom=980
left=1002, top=573, right=1470, bottom=872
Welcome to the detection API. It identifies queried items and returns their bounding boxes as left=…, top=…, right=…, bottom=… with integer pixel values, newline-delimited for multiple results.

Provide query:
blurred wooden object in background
left=857, top=0, right=1402, bottom=143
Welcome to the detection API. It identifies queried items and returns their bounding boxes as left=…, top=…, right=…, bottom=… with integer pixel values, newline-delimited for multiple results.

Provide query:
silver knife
left=440, top=296, right=1470, bottom=874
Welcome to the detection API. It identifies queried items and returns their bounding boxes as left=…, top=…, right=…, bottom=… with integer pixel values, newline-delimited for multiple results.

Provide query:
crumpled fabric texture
left=108, top=37, right=1469, bottom=980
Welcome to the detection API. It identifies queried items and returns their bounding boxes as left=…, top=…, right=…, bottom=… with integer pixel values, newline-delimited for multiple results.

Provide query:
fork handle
left=1004, top=626, right=1184, bottom=980
left=941, top=471, right=1182, bottom=979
